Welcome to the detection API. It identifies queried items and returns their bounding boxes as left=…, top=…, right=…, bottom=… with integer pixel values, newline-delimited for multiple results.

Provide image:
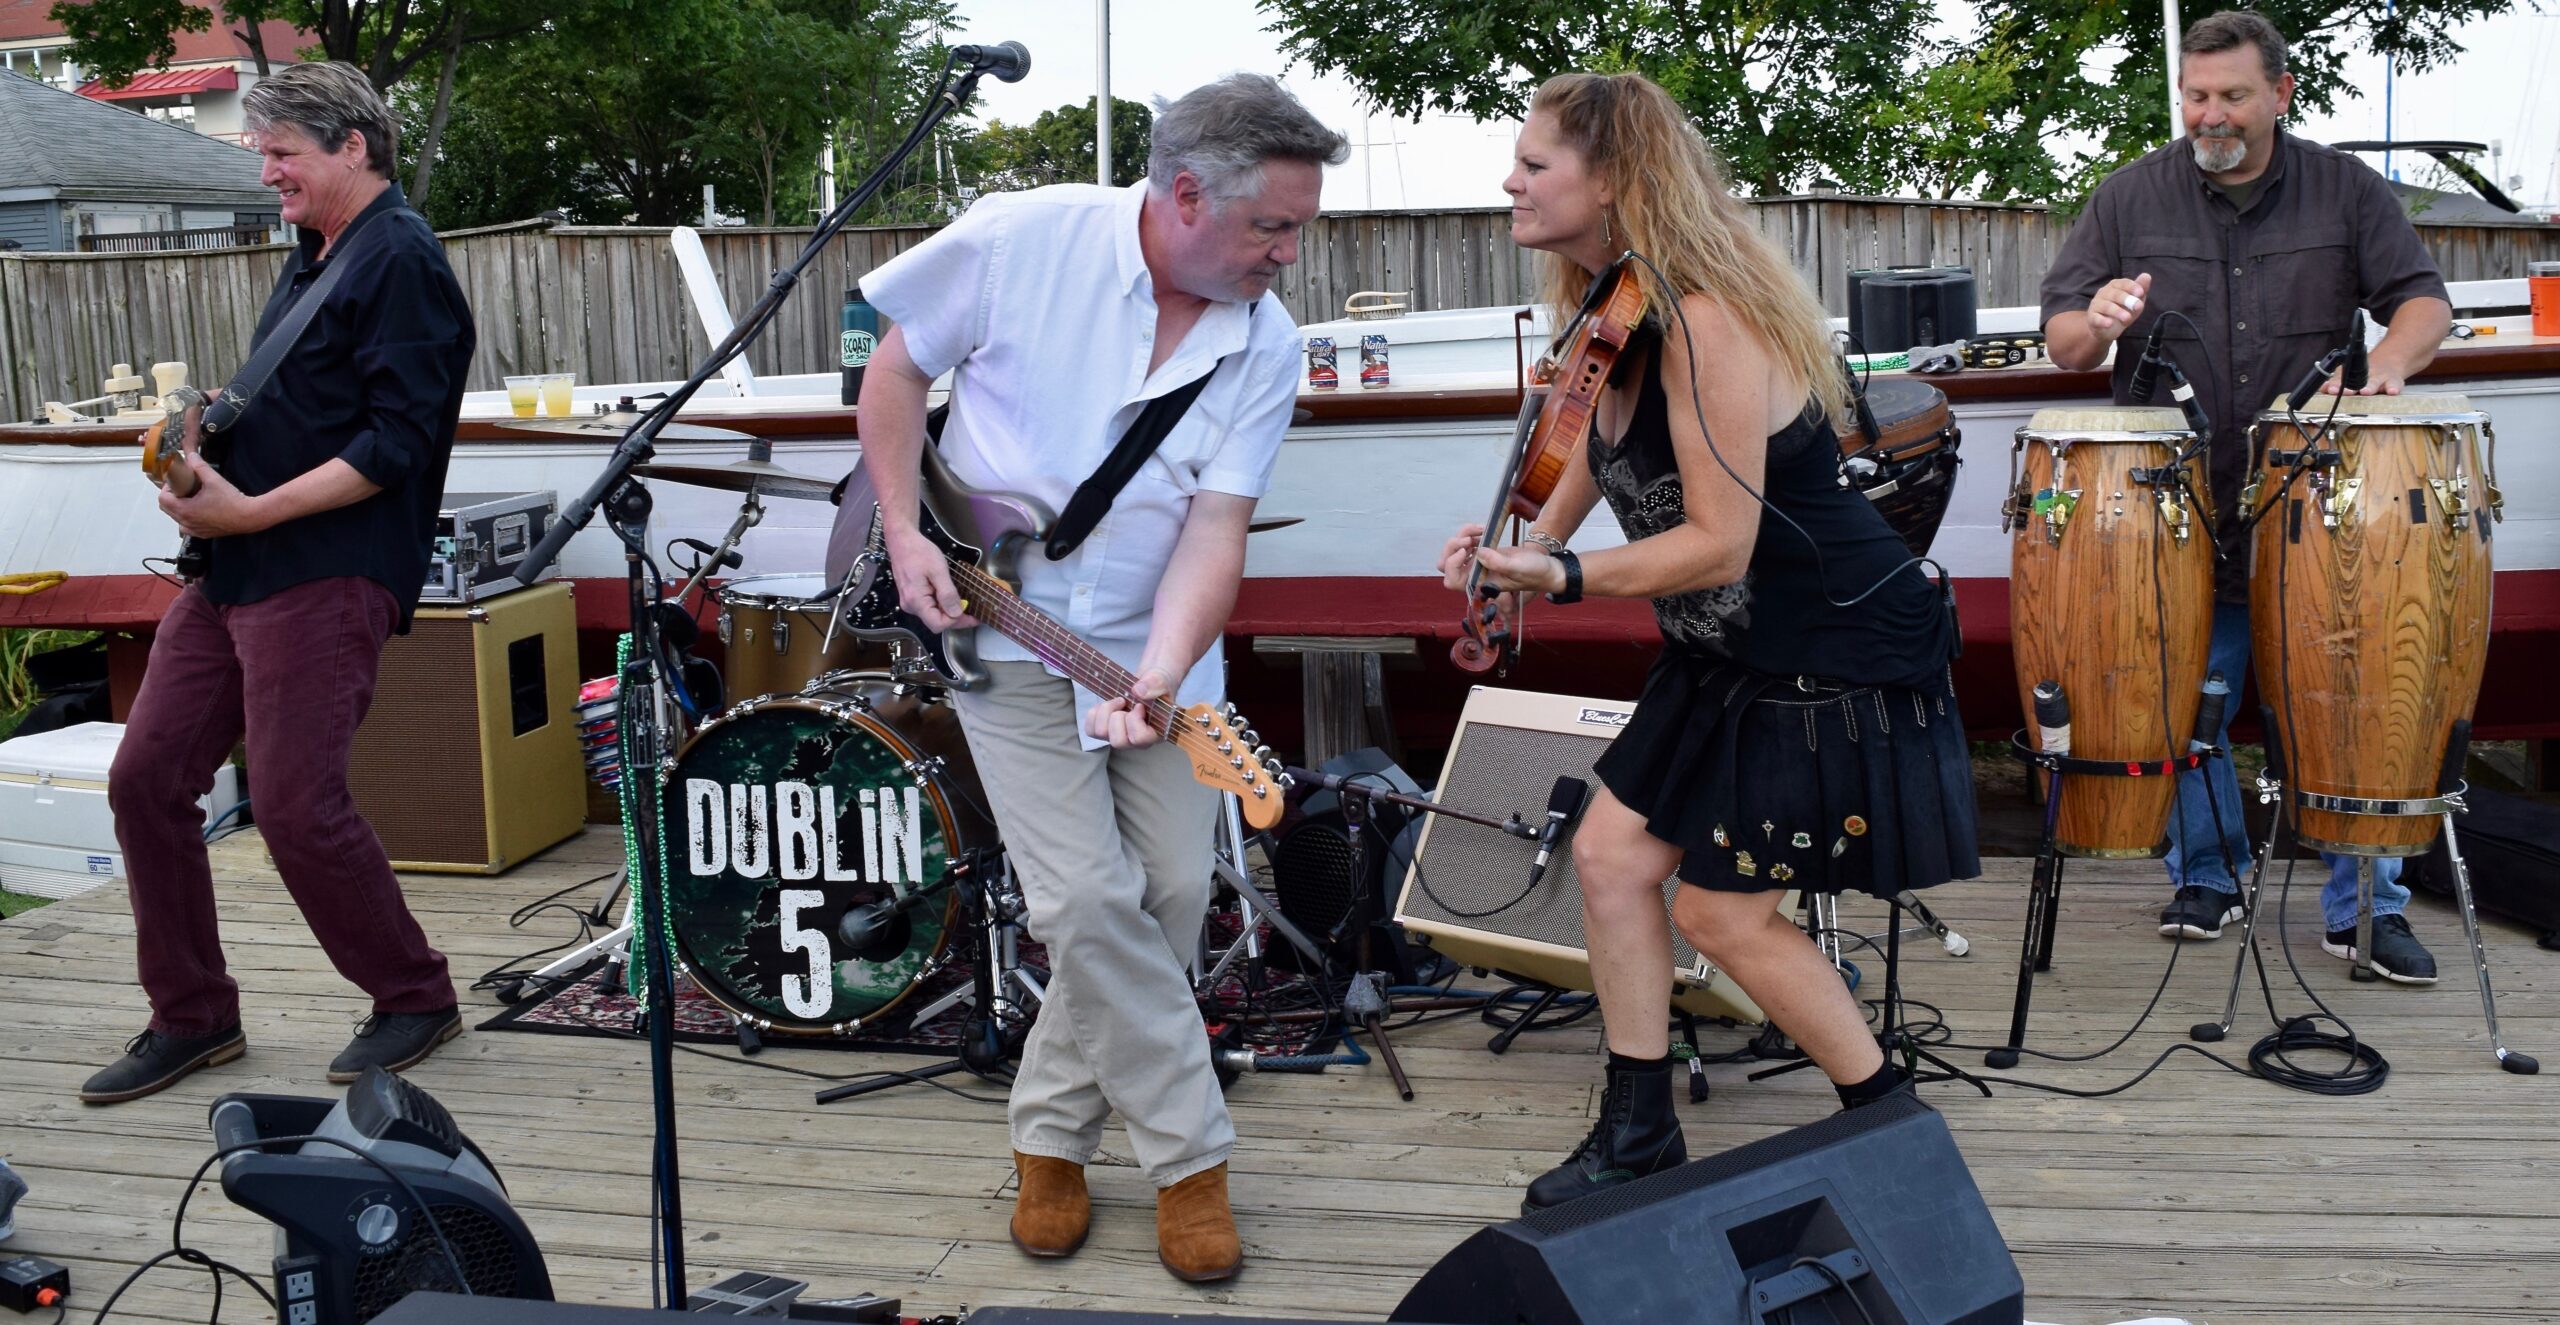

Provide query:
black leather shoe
left=81, top=1024, right=246, bottom=1104
left=328, top=1007, right=462, bottom=1083
left=1523, top=1057, right=1687, bottom=1213
left=2324, top=914, right=2440, bottom=984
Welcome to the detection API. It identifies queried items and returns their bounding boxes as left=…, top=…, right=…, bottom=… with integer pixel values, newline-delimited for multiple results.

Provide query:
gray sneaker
left=2324, top=914, right=2440, bottom=984
left=2158, top=885, right=2245, bottom=940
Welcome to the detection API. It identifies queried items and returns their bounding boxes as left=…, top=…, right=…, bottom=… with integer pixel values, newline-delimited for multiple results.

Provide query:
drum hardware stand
left=816, top=845, right=1043, bottom=1104
left=2227, top=718, right=2539, bottom=1075
left=1750, top=892, right=1991, bottom=1097
left=1986, top=679, right=2215, bottom=1070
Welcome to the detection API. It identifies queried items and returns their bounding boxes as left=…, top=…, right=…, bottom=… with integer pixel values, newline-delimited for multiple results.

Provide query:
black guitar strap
left=201, top=207, right=388, bottom=436
left=1043, top=305, right=1257, bottom=561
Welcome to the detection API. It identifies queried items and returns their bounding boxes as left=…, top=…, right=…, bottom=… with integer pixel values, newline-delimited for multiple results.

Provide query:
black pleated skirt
left=1594, top=650, right=1981, bottom=896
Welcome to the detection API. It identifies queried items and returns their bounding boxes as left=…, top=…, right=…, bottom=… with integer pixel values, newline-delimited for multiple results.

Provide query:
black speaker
left=1848, top=267, right=1978, bottom=357
left=1392, top=1090, right=2021, bottom=1325
left=1268, top=748, right=1426, bottom=979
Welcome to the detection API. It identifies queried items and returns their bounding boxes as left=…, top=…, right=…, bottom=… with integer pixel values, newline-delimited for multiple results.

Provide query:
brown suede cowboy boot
left=1009, top=1151, right=1090, bottom=1258
left=1155, top=1162, right=1242, bottom=1282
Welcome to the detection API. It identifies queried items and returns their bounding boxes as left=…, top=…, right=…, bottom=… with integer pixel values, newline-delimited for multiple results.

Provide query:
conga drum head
left=2009, top=407, right=2212, bottom=856
left=662, top=687, right=982, bottom=1033
left=2250, top=393, right=2492, bottom=855
left=1847, top=379, right=1954, bottom=463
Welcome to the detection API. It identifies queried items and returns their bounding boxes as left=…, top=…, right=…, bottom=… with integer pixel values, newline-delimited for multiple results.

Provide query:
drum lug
left=2156, top=490, right=2193, bottom=545
left=2322, top=476, right=2361, bottom=528
left=718, top=609, right=733, bottom=646
left=2480, top=420, right=2506, bottom=522
left=2256, top=772, right=2283, bottom=806
left=772, top=613, right=789, bottom=652
left=2427, top=477, right=2472, bottom=533
left=903, top=755, right=946, bottom=783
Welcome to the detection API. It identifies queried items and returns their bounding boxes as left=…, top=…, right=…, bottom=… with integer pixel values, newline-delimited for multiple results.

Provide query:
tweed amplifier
left=349, top=581, right=584, bottom=873
left=1392, top=685, right=1777, bottom=1024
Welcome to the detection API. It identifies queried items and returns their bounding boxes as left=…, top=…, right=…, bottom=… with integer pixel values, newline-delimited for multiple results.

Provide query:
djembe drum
left=2008, top=407, right=2214, bottom=855
left=2249, top=393, right=2497, bottom=856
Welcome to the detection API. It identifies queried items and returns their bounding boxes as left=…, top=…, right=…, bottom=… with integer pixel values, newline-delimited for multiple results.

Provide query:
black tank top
left=1586, top=350, right=1954, bottom=689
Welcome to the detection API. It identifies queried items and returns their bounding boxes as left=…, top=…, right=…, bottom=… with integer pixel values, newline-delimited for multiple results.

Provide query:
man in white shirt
left=855, top=74, right=1345, bottom=1283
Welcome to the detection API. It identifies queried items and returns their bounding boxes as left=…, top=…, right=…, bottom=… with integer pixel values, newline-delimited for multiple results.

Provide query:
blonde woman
left=1438, top=72, right=1978, bottom=1211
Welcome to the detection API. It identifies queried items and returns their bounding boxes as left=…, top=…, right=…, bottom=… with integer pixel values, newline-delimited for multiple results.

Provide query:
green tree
left=964, top=96, right=1155, bottom=193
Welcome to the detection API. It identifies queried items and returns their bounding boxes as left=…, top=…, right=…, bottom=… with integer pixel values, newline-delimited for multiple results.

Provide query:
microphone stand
left=507, top=55, right=1000, bottom=1308
left=1281, top=768, right=1551, bottom=1102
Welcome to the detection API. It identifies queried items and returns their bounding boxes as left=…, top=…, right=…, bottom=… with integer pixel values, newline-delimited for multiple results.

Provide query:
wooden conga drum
left=2250, top=393, right=2496, bottom=856
left=2009, top=407, right=2214, bottom=855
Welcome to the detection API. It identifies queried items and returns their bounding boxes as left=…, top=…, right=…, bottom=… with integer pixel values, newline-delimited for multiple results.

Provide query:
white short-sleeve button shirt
left=861, top=183, right=1302, bottom=741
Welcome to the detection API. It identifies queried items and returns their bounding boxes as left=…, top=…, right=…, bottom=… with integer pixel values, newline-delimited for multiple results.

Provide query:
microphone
left=2127, top=323, right=2167, bottom=405
left=952, top=40, right=1031, bottom=82
left=2284, top=313, right=2367, bottom=413
left=2342, top=309, right=2370, bottom=393
left=838, top=890, right=939, bottom=951
left=2032, top=680, right=2071, bottom=757
left=2189, top=671, right=2230, bottom=755
left=2156, top=358, right=2212, bottom=444
left=1527, top=776, right=1590, bottom=885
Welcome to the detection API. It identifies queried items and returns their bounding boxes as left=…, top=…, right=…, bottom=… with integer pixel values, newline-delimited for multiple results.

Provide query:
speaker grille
left=351, top=1202, right=524, bottom=1321
left=1402, top=718, right=1709, bottom=972
left=350, top=614, right=488, bottom=864
left=1271, top=818, right=1361, bottom=941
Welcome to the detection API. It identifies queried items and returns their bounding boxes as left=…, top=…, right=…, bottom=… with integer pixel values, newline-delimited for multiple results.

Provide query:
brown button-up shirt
left=2039, top=130, right=2449, bottom=600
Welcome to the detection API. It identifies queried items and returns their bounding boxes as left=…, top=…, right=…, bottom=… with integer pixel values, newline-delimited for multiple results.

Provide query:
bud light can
left=1359, top=333, right=1390, bottom=389
left=1306, top=336, right=1339, bottom=390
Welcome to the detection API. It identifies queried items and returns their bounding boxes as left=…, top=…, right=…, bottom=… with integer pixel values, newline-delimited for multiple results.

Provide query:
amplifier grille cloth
left=349, top=615, right=487, bottom=863
left=1400, top=719, right=1707, bottom=972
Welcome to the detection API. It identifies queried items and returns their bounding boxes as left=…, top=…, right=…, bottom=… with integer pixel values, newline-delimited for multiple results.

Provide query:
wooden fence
left=9, top=199, right=2560, bottom=423
left=77, top=224, right=279, bottom=254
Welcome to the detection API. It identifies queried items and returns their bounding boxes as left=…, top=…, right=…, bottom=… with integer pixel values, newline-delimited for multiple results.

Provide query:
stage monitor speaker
left=1393, top=686, right=1777, bottom=1023
left=350, top=582, right=583, bottom=874
left=1848, top=266, right=1978, bottom=358
left=1393, top=1089, right=2023, bottom=1325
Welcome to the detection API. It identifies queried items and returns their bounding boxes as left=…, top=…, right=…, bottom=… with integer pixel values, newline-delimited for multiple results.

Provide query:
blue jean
left=2162, top=602, right=2407, bottom=933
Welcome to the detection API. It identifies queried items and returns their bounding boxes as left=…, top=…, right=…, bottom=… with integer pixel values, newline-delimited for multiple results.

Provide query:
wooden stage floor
left=3, top=827, right=2555, bottom=1324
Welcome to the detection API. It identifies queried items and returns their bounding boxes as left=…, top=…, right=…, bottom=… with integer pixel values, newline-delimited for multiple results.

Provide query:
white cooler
left=0, top=723, right=242, bottom=900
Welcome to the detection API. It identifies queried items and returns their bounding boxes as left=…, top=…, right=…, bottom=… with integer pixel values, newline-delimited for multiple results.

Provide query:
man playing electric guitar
left=82, top=64, right=475, bottom=1105
left=853, top=74, right=1345, bottom=1281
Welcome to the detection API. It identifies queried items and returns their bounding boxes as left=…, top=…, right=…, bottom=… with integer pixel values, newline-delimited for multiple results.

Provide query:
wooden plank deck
left=4, top=827, right=2556, bottom=1324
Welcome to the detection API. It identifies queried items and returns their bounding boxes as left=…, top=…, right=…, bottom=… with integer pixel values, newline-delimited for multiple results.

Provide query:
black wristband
left=1545, top=548, right=1583, bottom=605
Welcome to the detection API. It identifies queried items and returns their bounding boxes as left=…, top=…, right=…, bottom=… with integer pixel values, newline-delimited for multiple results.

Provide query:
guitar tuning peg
left=1221, top=702, right=1239, bottom=718
left=1251, top=745, right=1273, bottom=765
left=1240, top=728, right=1260, bottom=747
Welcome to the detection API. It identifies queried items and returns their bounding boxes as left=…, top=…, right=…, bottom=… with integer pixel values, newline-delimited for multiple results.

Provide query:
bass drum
left=661, top=675, right=994, bottom=1035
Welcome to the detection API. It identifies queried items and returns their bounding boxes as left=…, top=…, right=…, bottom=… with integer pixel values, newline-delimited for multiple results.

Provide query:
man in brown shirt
left=2039, top=11, right=2453, bottom=982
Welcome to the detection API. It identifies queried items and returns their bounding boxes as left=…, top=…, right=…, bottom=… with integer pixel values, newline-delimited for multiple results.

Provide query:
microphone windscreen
left=1547, top=775, right=1590, bottom=819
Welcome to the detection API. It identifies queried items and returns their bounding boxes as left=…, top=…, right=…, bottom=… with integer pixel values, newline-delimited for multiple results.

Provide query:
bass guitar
left=830, top=448, right=1294, bottom=828
left=139, top=384, right=217, bottom=579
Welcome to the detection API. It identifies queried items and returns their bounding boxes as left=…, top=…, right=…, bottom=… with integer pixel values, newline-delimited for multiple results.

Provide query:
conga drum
left=2008, top=407, right=2214, bottom=855
left=2249, top=394, right=2497, bottom=856
left=1840, top=378, right=1962, bottom=557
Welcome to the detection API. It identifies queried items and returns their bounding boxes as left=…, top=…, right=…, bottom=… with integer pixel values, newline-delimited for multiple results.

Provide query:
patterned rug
left=480, top=919, right=1342, bottom=1060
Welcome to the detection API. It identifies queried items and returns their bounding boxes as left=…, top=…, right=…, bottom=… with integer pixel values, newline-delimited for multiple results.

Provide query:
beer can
left=1306, top=336, right=1339, bottom=390
left=1359, top=333, right=1390, bottom=389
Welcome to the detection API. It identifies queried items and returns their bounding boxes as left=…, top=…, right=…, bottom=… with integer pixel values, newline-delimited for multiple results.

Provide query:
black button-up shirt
left=2039, top=131, right=2448, bottom=600
left=203, top=184, right=475, bottom=631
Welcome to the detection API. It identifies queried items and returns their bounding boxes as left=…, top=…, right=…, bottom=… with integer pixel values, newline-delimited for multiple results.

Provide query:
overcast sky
left=945, top=1, right=2560, bottom=210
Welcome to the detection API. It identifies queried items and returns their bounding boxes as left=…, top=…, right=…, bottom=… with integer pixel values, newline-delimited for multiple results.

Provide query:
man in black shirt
left=83, top=63, right=478, bottom=1104
left=2040, top=12, right=2454, bottom=983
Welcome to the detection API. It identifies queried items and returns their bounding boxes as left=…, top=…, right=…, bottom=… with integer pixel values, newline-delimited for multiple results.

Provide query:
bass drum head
left=661, top=693, right=971, bottom=1034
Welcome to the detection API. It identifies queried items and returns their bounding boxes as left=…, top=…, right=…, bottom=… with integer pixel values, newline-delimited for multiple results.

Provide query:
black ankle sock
left=1607, top=1050, right=1669, bottom=1074
left=1835, top=1060, right=1904, bottom=1110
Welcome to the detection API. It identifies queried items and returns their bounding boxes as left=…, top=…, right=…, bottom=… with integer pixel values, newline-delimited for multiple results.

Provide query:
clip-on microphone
left=2283, top=310, right=2369, bottom=412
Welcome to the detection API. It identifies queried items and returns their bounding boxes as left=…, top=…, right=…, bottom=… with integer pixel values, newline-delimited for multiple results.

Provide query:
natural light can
left=1359, top=333, right=1390, bottom=389
left=1307, top=336, right=1339, bottom=390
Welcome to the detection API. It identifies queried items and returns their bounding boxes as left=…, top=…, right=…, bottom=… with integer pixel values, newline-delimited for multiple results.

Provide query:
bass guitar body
left=140, top=385, right=214, bottom=578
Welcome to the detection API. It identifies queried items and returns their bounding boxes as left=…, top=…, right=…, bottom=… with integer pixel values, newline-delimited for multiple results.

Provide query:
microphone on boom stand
left=951, top=40, right=1032, bottom=82
left=2283, top=310, right=2369, bottom=412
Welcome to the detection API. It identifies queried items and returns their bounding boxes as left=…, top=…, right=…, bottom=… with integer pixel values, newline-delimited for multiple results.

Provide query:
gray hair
left=1146, top=74, right=1349, bottom=206
left=2182, top=11, right=2288, bottom=85
left=244, top=62, right=398, bottom=177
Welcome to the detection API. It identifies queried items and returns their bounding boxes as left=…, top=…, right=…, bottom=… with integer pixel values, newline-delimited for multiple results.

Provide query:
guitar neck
left=943, top=558, right=1184, bottom=732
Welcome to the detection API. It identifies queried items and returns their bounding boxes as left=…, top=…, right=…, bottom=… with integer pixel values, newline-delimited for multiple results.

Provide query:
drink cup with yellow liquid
left=504, top=375, right=539, bottom=418
left=541, top=373, right=575, bottom=417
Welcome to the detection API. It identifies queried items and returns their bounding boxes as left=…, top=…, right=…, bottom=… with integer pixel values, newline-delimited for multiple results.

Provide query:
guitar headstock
left=1176, top=701, right=1294, bottom=829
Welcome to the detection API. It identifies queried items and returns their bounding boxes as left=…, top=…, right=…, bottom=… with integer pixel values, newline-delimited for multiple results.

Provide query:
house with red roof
left=0, top=0, right=307, bottom=145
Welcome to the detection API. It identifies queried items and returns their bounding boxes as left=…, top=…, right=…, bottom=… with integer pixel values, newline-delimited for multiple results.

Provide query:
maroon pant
left=111, top=577, right=452, bottom=1038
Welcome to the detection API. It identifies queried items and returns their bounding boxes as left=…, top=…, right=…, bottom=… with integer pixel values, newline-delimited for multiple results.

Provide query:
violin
left=1451, top=255, right=1650, bottom=672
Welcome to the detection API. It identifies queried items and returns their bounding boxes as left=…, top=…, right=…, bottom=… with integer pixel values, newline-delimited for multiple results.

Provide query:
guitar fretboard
left=944, top=559, right=1187, bottom=737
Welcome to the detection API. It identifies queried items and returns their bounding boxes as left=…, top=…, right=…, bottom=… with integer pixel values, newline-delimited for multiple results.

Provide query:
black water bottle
left=839, top=285, right=879, bottom=406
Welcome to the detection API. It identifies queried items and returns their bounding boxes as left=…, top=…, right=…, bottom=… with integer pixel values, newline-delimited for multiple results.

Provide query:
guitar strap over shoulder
left=201, top=207, right=388, bottom=436
left=1043, top=304, right=1258, bottom=561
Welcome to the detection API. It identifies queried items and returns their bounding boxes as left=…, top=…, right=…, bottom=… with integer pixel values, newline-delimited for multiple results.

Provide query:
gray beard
left=2192, top=134, right=2247, bottom=174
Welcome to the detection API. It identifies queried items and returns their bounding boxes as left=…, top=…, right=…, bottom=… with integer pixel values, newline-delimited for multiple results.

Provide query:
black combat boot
left=1523, top=1055, right=1687, bottom=1213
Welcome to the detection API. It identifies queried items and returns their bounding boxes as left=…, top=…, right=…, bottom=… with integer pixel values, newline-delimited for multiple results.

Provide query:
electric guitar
left=831, top=448, right=1295, bottom=828
left=139, top=385, right=217, bottom=579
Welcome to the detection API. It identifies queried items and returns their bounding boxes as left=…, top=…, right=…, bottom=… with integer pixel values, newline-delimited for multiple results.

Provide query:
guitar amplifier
left=421, top=490, right=557, bottom=604
left=349, top=582, right=584, bottom=873
left=1393, top=685, right=1779, bottom=1024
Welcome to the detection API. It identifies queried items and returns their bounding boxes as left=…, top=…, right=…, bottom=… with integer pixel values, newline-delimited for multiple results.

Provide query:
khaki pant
left=950, top=661, right=1230, bottom=1186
